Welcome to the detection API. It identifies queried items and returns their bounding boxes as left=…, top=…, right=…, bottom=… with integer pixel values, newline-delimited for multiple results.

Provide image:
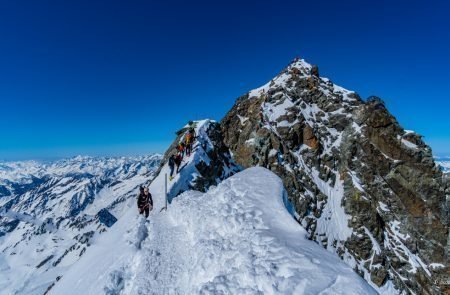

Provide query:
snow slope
left=0, top=155, right=161, bottom=295
left=51, top=167, right=375, bottom=295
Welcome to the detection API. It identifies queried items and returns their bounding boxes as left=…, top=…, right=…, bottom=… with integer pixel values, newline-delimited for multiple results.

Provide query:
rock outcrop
left=157, top=119, right=240, bottom=200
left=221, top=58, right=449, bottom=294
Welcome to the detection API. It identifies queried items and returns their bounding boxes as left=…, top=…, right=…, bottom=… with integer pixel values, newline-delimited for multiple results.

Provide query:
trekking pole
left=165, top=173, right=168, bottom=209
left=160, top=173, right=168, bottom=212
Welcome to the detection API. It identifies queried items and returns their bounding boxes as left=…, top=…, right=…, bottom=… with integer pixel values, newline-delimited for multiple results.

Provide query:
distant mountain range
left=435, top=157, right=450, bottom=173
left=0, top=155, right=161, bottom=294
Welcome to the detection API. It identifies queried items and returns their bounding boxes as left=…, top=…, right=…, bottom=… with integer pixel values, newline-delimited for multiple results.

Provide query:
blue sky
left=0, top=0, right=449, bottom=160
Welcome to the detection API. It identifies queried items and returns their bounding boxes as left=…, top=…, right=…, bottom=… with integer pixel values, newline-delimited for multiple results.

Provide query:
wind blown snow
left=51, top=168, right=375, bottom=295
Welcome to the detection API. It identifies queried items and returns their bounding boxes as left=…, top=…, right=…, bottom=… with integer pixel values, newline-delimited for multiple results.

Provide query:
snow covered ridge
left=44, top=119, right=373, bottom=294
left=0, top=154, right=161, bottom=295
left=50, top=167, right=376, bottom=295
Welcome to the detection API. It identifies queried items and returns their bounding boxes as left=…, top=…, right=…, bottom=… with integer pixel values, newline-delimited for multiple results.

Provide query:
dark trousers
left=139, top=206, right=149, bottom=218
left=169, top=165, right=175, bottom=177
left=186, top=144, right=192, bottom=156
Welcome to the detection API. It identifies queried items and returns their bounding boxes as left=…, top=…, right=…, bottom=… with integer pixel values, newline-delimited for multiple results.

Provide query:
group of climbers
left=136, top=125, right=197, bottom=217
left=168, top=127, right=196, bottom=181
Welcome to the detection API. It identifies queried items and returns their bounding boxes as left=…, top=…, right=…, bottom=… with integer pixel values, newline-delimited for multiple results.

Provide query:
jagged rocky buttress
left=221, top=58, right=449, bottom=294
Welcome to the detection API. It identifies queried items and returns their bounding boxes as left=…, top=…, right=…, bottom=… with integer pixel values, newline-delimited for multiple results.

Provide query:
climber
left=257, top=111, right=264, bottom=130
left=177, top=142, right=185, bottom=157
left=174, top=152, right=182, bottom=173
left=137, top=186, right=153, bottom=218
left=185, top=133, right=192, bottom=157
left=168, top=154, right=175, bottom=181
left=189, top=127, right=196, bottom=143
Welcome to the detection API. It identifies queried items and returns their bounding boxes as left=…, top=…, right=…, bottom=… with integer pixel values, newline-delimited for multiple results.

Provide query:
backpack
left=185, top=133, right=192, bottom=144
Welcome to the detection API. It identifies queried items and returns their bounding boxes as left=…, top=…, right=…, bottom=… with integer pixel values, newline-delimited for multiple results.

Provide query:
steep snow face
left=51, top=167, right=376, bottom=295
left=0, top=155, right=161, bottom=295
left=221, top=58, right=449, bottom=294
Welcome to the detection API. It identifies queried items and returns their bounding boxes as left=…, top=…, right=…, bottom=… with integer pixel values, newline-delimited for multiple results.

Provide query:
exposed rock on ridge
left=221, top=58, right=449, bottom=294
left=157, top=119, right=240, bottom=200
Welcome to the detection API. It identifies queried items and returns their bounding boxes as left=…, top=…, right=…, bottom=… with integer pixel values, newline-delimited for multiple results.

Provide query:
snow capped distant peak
left=72, top=155, right=90, bottom=161
left=0, top=154, right=162, bottom=186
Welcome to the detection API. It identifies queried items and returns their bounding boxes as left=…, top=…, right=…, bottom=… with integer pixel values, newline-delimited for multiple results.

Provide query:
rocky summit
left=221, top=58, right=449, bottom=294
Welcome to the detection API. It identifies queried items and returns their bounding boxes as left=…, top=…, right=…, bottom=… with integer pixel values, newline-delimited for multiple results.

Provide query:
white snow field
left=51, top=167, right=375, bottom=294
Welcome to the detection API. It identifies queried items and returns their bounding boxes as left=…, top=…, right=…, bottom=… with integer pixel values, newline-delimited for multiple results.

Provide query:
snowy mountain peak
left=249, top=57, right=359, bottom=107
left=222, top=57, right=448, bottom=294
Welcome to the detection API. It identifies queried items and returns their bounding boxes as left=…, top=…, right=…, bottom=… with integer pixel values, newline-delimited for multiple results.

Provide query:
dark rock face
left=0, top=219, right=20, bottom=237
left=96, top=208, right=117, bottom=227
left=221, top=58, right=449, bottom=294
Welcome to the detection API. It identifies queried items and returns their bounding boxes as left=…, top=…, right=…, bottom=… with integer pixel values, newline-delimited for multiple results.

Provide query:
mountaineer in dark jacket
left=137, top=186, right=153, bottom=218
left=168, top=154, right=175, bottom=181
left=174, top=153, right=182, bottom=173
